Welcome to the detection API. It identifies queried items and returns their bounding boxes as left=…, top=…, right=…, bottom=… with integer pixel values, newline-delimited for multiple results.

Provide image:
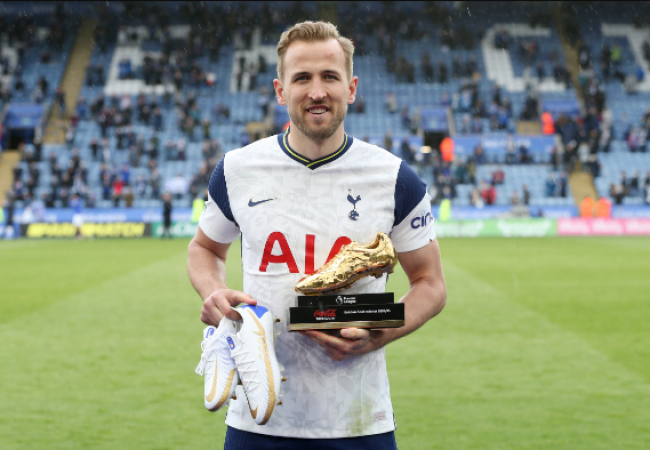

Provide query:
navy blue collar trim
left=276, top=128, right=353, bottom=170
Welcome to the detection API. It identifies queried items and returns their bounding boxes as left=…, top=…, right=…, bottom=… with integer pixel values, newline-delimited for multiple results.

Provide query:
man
left=187, top=21, right=446, bottom=449
left=162, top=192, right=172, bottom=238
left=70, top=193, right=84, bottom=239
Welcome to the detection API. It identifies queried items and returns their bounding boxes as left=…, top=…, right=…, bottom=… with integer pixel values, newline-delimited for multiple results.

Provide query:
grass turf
left=0, top=237, right=648, bottom=449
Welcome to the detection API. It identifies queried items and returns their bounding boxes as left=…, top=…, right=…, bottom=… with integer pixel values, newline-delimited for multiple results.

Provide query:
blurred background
left=1, top=3, right=649, bottom=449
left=1, top=0, right=649, bottom=238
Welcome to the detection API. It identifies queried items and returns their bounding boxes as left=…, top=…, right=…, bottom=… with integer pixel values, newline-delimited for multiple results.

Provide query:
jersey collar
left=277, top=127, right=354, bottom=170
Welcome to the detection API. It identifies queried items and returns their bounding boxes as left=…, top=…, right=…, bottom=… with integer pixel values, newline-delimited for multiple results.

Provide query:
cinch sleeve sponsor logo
left=411, top=210, right=433, bottom=229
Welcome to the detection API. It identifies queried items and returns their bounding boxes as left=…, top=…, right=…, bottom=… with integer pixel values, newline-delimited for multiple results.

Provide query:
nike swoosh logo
left=205, top=360, right=219, bottom=403
left=206, top=367, right=236, bottom=410
left=248, top=198, right=274, bottom=207
left=248, top=309, right=266, bottom=336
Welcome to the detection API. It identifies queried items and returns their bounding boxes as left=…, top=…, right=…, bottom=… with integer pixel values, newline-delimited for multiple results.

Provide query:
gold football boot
left=295, top=232, right=398, bottom=295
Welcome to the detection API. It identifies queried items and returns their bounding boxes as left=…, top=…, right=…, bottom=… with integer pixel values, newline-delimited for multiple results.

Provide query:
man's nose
left=309, top=78, right=327, bottom=101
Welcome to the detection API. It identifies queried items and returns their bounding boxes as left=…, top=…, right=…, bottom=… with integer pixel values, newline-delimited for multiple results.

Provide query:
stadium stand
left=2, top=1, right=650, bottom=220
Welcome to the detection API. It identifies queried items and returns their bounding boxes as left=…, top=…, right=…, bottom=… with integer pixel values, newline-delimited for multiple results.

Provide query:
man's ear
left=273, top=79, right=287, bottom=106
left=347, top=76, right=359, bottom=105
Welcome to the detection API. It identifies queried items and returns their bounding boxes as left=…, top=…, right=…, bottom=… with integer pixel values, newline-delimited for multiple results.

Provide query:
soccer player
left=161, top=192, right=173, bottom=238
left=187, top=21, right=447, bottom=449
left=70, top=193, right=84, bottom=239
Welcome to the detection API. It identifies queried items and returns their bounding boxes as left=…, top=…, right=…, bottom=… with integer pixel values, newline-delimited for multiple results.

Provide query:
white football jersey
left=199, top=130, right=436, bottom=438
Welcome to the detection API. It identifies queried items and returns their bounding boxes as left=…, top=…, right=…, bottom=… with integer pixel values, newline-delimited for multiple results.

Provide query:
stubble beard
left=289, top=103, right=347, bottom=142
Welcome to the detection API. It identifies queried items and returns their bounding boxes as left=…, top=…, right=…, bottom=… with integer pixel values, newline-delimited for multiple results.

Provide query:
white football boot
left=230, top=305, right=284, bottom=425
left=195, top=318, right=240, bottom=412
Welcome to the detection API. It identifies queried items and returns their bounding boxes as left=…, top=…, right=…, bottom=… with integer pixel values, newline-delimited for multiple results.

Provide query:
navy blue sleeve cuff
left=394, top=160, right=426, bottom=226
left=208, top=158, right=237, bottom=225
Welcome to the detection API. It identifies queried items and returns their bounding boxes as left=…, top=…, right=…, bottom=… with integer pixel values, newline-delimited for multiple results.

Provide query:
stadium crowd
left=4, top=1, right=650, bottom=214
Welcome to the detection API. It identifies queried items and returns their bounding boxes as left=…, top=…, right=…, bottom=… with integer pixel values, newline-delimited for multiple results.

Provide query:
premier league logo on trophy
left=290, top=232, right=404, bottom=330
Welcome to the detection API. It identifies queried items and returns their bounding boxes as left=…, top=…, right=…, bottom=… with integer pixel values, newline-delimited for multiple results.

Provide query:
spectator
left=400, top=106, right=410, bottom=129
left=120, top=163, right=131, bottom=186
left=505, top=134, right=517, bottom=164
left=150, top=167, right=161, bottom=199
left=161, top=192, right=173, bottom=238
left=165, top=173, right=188, bottom=200
left=492, top=167, right=505, bottom=185
left=473, top=143, right=486, bottom=164
left=384, top=131, right=393, bottom=153
left=510, top=190, right=520, bottom=206
left=135, top=174, right=147, bottom=197
left=545, top=173, right=556, bottom=197
left=519, top=143, right=532, bottom=164
left=470, top=187, right=483, bottom=207
left=422, top=53, right=434, bottom=82
left=480, top=180, right=497, bottom=205
left=611, top=183, right=625, bottom=204
left=629, top=171, right=640, bottom=196
left=112, top=175, right=125, bottom=206
left=123, top=187, right=134, bottom=208
left=385, top=92, right=398, bottom=113
left=536, top=62, right=545, bottom=81
left=557, top=171, right=567, bottom=197
left=521, top=184, right=530, bottom=205
left=438, top=62, right=448, bottom=84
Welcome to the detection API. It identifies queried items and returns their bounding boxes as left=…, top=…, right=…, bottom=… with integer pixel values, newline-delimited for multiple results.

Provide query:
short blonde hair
left=276, top=21, right=354, bottom=82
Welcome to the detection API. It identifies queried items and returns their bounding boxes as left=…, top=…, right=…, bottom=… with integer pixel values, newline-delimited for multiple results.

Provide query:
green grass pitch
left=1, top=237, right=649, bottom=449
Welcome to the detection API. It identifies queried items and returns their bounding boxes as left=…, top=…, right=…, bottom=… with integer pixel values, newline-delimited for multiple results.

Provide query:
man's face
left=274, top=39, right=357, bottom=142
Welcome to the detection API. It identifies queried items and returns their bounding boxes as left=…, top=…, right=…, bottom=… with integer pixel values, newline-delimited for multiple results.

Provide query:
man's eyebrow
left=290, top=69, right=343, bottom=79
left=291, top=71, right=311, bottom=79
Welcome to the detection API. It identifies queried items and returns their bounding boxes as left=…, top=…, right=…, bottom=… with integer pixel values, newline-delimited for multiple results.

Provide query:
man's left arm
left=300, top=239, right=446, bottom=361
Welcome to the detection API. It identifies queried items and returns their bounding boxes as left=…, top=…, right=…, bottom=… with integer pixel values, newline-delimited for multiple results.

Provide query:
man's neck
left=286, top=125, right=346, bottom=161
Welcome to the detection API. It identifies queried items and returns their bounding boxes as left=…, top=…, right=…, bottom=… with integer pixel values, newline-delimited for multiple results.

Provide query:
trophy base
left=289, top=302, right=404, bottom=331
left=290, top=319, right=404, bottom=331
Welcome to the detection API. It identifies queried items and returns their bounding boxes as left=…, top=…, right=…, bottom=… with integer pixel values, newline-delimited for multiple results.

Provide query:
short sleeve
left=198, top=159, right=241, bottom=243
left=390, top=161, right=436, bottom=252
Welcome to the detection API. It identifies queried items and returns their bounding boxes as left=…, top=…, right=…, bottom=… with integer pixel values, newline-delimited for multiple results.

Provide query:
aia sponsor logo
left=259, top=233, right=352, bottom=274
left=314, top=309, right=336, bottom=318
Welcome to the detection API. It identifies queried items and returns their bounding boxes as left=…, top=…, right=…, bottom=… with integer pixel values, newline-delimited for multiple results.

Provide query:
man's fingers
left=222, top=290, right=256, bottom=320
left=202, top=289, right=257, bottom=323
left=224, top=290, right=256, bottom=307
left=301, top=329, right=370, bottom=357
left=340, top=328, right=370, bottom=340
left=200, top=303, right=223, bottom=325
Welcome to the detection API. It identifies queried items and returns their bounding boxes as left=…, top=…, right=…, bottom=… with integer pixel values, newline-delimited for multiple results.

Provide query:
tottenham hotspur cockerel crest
left=347, top=189, right=361, bottom=221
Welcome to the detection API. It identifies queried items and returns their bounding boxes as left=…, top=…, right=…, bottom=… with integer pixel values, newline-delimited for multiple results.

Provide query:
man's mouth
left=306, top=106, right=329, bottom=115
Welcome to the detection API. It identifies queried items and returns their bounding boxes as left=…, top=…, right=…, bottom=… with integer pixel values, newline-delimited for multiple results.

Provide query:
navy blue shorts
left=224, top=426, right=398, bottom=450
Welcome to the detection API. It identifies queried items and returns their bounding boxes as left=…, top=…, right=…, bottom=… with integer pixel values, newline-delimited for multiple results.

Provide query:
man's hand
left=189, top=228, right=258, bottom=326
left=299, top=328, right=391, bottom=361
left=298, top=239, right=446, bottom=361
left=201, top=288, right=256, bottom=326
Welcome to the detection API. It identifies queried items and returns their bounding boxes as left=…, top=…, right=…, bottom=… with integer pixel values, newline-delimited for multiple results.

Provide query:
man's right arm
left=187, top=226, right=256, bottom=324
